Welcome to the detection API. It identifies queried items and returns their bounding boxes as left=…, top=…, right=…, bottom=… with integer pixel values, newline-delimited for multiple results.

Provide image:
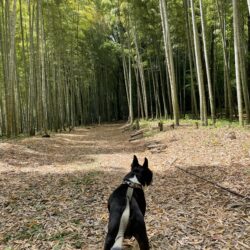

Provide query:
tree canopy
left=0, top=0, right=250, bottom=137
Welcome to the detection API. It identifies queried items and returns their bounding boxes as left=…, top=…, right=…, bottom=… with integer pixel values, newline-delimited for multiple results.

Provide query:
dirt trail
left=0, top=124, right=145, bottom=173
left=0, top=123, right=249, bottom=249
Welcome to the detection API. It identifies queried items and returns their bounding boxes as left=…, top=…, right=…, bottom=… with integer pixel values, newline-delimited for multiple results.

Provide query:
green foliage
left=0, top=0, right=249, bottom=137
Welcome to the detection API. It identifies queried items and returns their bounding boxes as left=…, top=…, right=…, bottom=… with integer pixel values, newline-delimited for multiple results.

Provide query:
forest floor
left=0, top=122, right=249, bottom=250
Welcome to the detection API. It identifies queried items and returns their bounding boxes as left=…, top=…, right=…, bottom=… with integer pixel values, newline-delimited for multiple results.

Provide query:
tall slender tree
left=216, top=0, right=233, bottom=120
left=6, top=0, right=17, bottom=137
left=199, top=0, right=215, bottom=124
left=159, top=0, right=180, bottom=125
left=184, top=0, right=198, bottom=118
left=133, top=26, right=148, bottom=120
left=190, top=0, right=207, bottom=125
left=233, top=0, right=243, bottom=125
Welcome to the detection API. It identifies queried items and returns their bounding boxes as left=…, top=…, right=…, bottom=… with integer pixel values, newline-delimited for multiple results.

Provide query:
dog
left=104, top=155, right=153, bottom=250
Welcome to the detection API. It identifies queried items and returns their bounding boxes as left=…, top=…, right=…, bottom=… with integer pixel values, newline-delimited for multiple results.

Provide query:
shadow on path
left=0, top=166, right=249, bottom=249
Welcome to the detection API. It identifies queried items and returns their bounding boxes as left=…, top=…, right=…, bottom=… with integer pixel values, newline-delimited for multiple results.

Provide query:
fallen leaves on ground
left=0, top=124, right=249, bottom=249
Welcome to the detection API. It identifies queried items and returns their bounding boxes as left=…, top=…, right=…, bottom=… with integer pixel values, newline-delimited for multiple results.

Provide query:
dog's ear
left=145, top=170, right=153, bottom=186
left=131, top=155, right=139, bottom=169
left=143, top=157, right=148, bottom=168
left=143, top=158, right=153, bottom=185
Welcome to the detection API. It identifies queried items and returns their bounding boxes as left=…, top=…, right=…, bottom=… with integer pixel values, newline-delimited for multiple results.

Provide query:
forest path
left=0, top=123, right=145, bottom=174
left=0, top=123, right=249, bottom=249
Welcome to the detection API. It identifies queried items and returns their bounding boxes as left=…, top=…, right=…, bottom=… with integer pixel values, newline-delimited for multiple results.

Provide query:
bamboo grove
left=0, top=0, right=250, bottom=137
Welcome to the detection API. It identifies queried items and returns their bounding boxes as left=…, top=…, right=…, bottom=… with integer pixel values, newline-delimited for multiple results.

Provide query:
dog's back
left=104, top=156, right=153, bottom=250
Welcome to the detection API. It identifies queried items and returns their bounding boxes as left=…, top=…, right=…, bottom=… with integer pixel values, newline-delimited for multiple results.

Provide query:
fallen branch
left=130, top=130, right=144, bottom=138
left=175, top=166, right=250, bottom=201
left=122, top=124, right=132, bottom=132
left=147, top=144, right=166, bottom=150
left=129, top=137, right=143, bottom=142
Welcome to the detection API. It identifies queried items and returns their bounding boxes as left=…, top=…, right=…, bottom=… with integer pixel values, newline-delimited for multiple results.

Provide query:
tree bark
left=190, top=0, right=207, bottom=125
left=216, top=0, right=233, bottom=120
left=38, top=0, right=48, bottom=133
left=157, top=55, right=168, bottom=119
left=159, top=0, right=180, bottom=125
left=133, top=27, right=148, bottom=120
left=199, top=0, right=215, bottom=124
left=6, top=0, right=17, bottom=137
left=233, top=0, right=243, bottom=125
left=28, top=0, right=36, bottom=135
left=184, top=0, right=198, bottom=118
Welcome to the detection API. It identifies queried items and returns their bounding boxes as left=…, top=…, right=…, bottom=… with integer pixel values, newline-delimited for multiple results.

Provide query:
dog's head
left=124, top=155, right=153, bottom=186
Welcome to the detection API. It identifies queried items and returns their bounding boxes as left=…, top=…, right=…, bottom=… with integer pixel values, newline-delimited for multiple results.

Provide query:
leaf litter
left=0, top=124, right=249, bottom=249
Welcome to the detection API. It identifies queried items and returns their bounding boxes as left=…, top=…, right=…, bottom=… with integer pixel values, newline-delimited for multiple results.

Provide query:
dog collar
left=123, top=179, right=143, bottom=189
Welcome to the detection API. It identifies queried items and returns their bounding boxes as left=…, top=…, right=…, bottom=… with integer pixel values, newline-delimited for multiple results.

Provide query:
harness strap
left=123, top=179, right=143, bottom=189
left=126, top=186, right=134, bottom=200
left=111, top=187, right=133, bottom=250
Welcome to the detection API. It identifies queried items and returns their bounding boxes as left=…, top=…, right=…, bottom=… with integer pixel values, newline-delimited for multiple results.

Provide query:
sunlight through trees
left=0, top=0, right=250, bottom=137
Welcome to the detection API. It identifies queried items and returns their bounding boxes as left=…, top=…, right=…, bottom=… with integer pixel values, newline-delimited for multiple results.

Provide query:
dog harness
left=123, top=179, right=143, bottom=189
left=111, top=179, right=142, bottom=250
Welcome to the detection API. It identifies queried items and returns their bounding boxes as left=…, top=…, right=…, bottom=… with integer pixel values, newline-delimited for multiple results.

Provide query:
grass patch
left=72, top=240, right=84, bottom=249
left=49, top=231, right=71, bottom=241
left=73, top=171, right=100, bottom=186
left=12, top=222, right=44, bottom=241
left=71, top=219, right=81, bottom=225
left=144, top=130, right=159, bottom=138
left=136, top=118, right=243, bottom=129
left=49, top=231, right=84, bottom=249
left=212, top=119, right=240, bottom=128
left=52, top=240, right=64, bottom=250
left=3, top=235, right=12, bottom=244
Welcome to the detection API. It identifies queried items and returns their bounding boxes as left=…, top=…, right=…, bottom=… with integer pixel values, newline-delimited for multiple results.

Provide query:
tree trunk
left=216, top=0, right=233, bottom=120
left=133, top=27, right=148, bottom=120
left=19, top=0, right=29, bottom=132
left=38, top=0, right=48, bottom=133
left=159, top=0, right=180, bottom=125
left=128, top=53, right=133, bottom=123
left=6, top=0, right=17, bottom=137
left=151, top=66, right=159, bottom=118
left=157, top=55, right=168, bottom=119
left=238, top=14, right=250, bottom=123
left=248, top=15, right=250, bottom=92
left=147, top=69, right=154, bottom=119
left=199, top=0, right=215, bottom=124
left=28, top=0, right=36, bottom=135
left=183, top=0, right=198, bottom=118
left=134, top=66, right=144, bottom=119
left=0, top=0, right=7, bottom=135
left=190, top=0, right=207, bottom=125
left=233, top=0, right=243, bottom=125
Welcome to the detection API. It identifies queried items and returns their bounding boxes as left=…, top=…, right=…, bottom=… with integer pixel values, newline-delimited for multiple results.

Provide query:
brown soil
left=0, top=123, right=249, bottom=249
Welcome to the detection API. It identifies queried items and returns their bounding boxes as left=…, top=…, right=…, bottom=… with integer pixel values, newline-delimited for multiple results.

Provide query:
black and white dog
left=104, top=155, right=153, bottom=250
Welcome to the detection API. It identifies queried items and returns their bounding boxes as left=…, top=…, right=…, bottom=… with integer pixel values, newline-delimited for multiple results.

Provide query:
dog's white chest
left=128, top=175, right=140, bottom=184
